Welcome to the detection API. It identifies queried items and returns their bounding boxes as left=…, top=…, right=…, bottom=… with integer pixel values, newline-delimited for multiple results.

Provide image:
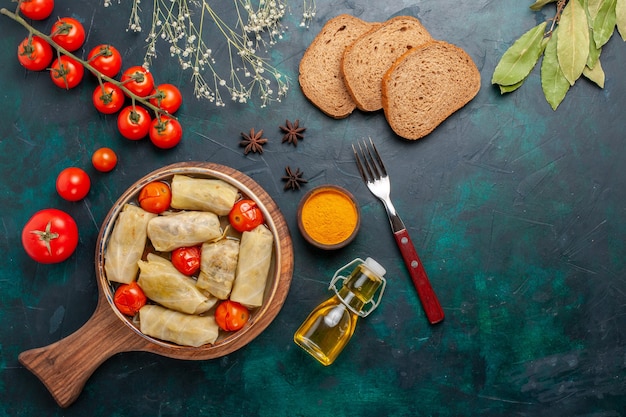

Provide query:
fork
left=353, top=138, right=444, bottom=324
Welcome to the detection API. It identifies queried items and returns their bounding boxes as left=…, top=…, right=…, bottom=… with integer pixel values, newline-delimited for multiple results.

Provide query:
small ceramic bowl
left=297, top=185, right=361, bottom=250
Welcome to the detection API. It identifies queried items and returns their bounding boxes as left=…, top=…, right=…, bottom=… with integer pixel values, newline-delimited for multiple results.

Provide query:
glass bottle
left=294, top=257, right=387, bottom=366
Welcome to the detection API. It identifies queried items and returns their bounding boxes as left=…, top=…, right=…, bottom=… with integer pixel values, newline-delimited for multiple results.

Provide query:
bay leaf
left=593, top=0, right=617, bottom=48
left=583, top=59, right=606, bottom=87
left=616, top=0, right=626, bottom=40
left=557, top=0, right=590, bottom=85
left=541, top=30, right=571, bottom=110
left=588, top=0, right=604, bottom=21
left=530, top=0, right=558, bottom=11
left=492, top=22, right=547, bottom=86
left=499, top=80, right=525, bottom=94
left=587, top=27, right=602, bottom=68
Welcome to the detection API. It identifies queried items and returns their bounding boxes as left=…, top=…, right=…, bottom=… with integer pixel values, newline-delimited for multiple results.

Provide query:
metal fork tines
left=353, top=138, right=445, bottom=324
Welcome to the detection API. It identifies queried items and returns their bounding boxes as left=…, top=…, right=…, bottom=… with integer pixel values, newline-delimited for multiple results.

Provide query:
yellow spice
left=301, top=189, right=358, bottom=245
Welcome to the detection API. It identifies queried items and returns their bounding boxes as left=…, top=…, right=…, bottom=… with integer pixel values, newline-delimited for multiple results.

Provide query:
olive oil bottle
left=294, top=257, right=387, bottom=366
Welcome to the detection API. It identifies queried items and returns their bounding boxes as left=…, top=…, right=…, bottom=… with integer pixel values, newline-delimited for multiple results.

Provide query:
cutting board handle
left=18, top=297, right=147, bottom=408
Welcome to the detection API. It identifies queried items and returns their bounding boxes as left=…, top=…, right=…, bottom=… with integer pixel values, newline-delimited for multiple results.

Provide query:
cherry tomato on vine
left=113, top=282, right=147, bottom=316
left=87, top=44, right=122, bottom=78
left=56, top=167, right=91, bottom=201
left=171, top=246, right=201, bottom=276
left=214, top=300, right=250, bottom=332
left=117, top=105, right=151, bottom=140
left=149, top=84, right=183, bottom=114
left=92, top=147, right=118, bottom=172
left=17, top=36, right=53, bottom=71
left=50, top=55, right=84, bottom=89
left=50, top=17, right=85, bottom=52
left=120, top=66, right=155, bottom=97
left=228, top=199, right=264, bottom=232
left=149, top=116, right=182, bottom=149
left=19, top=0, right=54, bottom=20
left=138, top=181, right=172, bottom=214
left=93, top=82, right=125, bottom=114
left=21, top=208, right=78, bottom=264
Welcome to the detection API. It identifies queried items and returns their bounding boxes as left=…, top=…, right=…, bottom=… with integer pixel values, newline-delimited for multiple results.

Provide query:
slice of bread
left=341, top=16, right=433, bottom=112
left=381, top=40, right=481, bottom=140
left=299, top=15, right=379, bottom=119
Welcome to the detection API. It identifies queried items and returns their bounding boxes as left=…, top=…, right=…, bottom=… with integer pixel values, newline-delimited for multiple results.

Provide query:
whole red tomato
left=56, top=167, right=91, bottom=201
left=22, top=208, right=78, bottom=264
left=149, top=84, right=183, bottom=114
left=120, top=66, right=155, bottom=97
left=17, top=36, right=53, bottom=71
left=50, top=55, right=84, bottom=89
left=149, top=116, right=182, bottom=149
left=50, top=17, right=85, bottom=52
left=114, top=282, right=147, bottom=316
left=228, top=199, right=264, bottom=232
left=117, top=105, right=151, bottom=140
left=93, top=82, right=125, bottom=114
left=138, top=181, right=172, bottom=213
left=19, top=0, right=54, bottom=20
left=171, top=246, right=201, bottom=276
left=214, top=300, right=250, bottom=332
left=87, top=44, right=122, bottom=78
left=91, top=147, right=118, bottom=172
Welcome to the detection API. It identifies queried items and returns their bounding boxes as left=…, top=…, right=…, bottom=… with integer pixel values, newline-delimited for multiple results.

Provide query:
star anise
left=282, top=166, right=308, bottom=191
left=240, top=128, right=268, bottom=154
left=279, top=119, right=306, bottom=146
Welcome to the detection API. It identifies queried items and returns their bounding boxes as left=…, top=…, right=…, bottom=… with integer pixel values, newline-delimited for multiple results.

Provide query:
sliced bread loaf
left=381, top=40, right=481, bottom=140
left=299, top=15, right=379, bottom=119
left=341, top=16, right=433, bottom=112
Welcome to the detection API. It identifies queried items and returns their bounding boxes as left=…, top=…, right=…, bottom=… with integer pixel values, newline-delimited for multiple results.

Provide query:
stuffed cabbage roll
left=105, top=204, right=156, bottom=284
left=147, top=210, right=222, bottom=252
left=170, top=174, right=238, bottom=216
left=196, top=239, right=240, bottom=299
left=137, top=254, right=217, bottom=314
left=139, top=305, right=219, bottom=347
left=230, top=225, right=274, bottom=308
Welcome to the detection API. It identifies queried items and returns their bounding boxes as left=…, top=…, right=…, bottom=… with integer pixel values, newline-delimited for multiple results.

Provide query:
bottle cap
left=364, top=257, right=386, bottom=277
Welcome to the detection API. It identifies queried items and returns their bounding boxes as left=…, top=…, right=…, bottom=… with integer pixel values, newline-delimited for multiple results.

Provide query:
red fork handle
left=393, top=229, right=444, bottom=324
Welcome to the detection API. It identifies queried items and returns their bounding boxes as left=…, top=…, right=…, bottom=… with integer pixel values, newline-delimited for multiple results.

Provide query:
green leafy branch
left=492, top=0, right=626, bottom=110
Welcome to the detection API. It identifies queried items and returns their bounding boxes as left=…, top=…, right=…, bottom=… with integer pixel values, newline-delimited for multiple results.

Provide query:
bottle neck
left=337, top=264, right=383, bottom=314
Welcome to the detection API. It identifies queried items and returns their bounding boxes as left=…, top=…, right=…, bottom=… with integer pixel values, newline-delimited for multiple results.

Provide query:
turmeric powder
left=300, top=187, right=359, bottom=246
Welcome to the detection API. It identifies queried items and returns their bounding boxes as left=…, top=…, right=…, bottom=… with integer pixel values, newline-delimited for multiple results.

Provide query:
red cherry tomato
left=93, top=82, right=125, bottom=114
left=92, top=147, right=118, bottom=172
left=148, top=116, right=182, bottom=149
left=120, top=66, right=155, bottom=97
left=113, top=282, right=147, bottom=316
left=21, top=208, right=78, bottom=264
left=117, top=105, right=151, bottom=140
left=228, top=199, right=264, bottom=232
left=50, top=17, right=85, bottom=52
left=87, top=44, right=123, bottom=78
left=138, top=181, right=172, bottom=214
left=56, top=167, right=91, bottom=201
left=149, top=84, right=183, bottom=114
left=17, top=36, right=53, bottom=71
left=214, top=300, right=250, bottom=332
left=19, top=0, right=54, bottom=20
left=50, top=55, right=84, bottom=89
left=171, top=246, right=201, bottom=276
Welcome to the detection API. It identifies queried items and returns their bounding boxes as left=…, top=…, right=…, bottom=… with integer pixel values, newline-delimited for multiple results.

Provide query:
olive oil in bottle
left=294, top=257, right=387, bottom=366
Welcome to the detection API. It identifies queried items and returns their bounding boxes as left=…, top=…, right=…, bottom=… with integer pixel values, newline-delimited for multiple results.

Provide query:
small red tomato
left=214, top=300, right=250, bottom=332
left=50, top=55, right=84, bottom=89
left=22, top=208, right=78, bottom=264
left=87, top=44, right=123, bottom=78
left=92, top=147, right=118, bottom=172
left=148, top=116, right=182, bottom=149
left=114, top=282, right=147, bottom=316
left=138, top=181, right=172, bottom=214
left=19, top=0, right=54, bottom=20
left=56, top=167, right=91, bottom=201
left=149, top=84, right=183, bottom=114
left=93, top=82, right=125, bottom=114
left=50, top=17, right=85, bottom=52
left=171, top=246, right=201, bottom=276
left=120, top=66, right=155, bottom=97
left=17, top=36, right=53, bottom=71
left=228, top=199, right=264, bottom=233
left=117, top=105, right=151, bottom=140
